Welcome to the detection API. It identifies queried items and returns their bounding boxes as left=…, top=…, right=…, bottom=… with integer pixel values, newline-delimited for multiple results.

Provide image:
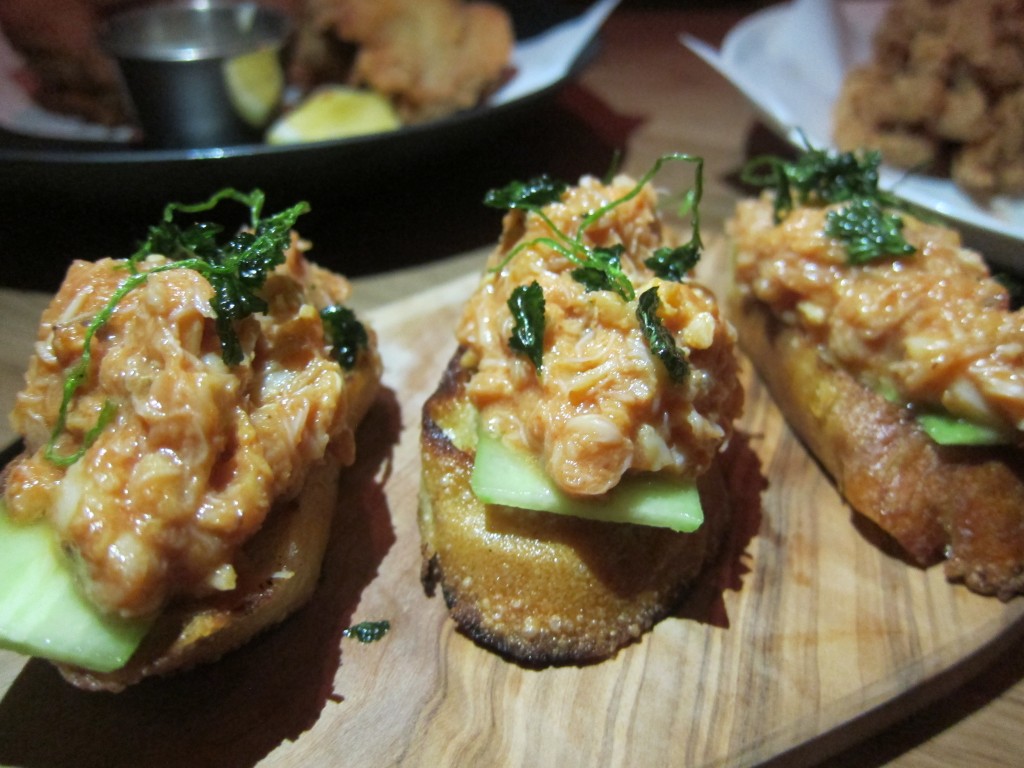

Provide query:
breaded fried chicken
left=291, top=0, right=513, bottom=123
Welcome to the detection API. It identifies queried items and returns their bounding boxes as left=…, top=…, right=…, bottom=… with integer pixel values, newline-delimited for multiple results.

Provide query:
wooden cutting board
left=1, top=248, right=1023, bottom=768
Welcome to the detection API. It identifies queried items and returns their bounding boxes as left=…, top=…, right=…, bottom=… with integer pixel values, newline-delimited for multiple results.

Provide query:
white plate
left=683, top=0, right=1024, bottom=266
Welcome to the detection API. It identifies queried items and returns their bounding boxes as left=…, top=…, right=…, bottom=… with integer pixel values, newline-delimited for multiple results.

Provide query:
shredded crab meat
left=730, top=193, right=1024, bottom=431
left=457, top=174, right=742, bottom=496
left=3, top=241, right=364, bottom=618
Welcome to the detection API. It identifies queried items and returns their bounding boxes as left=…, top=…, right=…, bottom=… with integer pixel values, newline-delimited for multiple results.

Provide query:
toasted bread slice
left=419, top=349, right=732, bottom=664
left=54, top=342, right=382, bottom=692
left=731, top=294, right=1024, bottom=599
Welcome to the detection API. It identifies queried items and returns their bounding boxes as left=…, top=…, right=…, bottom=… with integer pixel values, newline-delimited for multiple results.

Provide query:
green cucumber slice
left=916, top=412, right=1013, bottom=446
left=0, top=503, right=152, bottom=672
left=470, top=429, right=703, bottom=532
left=869, top=379, right=1013, bottom=446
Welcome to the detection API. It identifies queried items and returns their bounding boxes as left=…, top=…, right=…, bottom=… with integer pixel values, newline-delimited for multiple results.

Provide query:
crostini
left=0, top=189, right=382, bottom=690
left=419, top=156, right=743, bottom=663
left=730, top=145, right=1024, bottom=599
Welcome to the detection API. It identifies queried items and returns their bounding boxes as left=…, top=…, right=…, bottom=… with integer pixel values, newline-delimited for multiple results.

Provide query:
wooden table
left=1, top=4, right=1023, bottom=767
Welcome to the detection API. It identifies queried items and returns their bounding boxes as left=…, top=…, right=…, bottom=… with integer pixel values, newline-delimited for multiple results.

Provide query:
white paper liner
left=682, top=0, right=1024, bottom=249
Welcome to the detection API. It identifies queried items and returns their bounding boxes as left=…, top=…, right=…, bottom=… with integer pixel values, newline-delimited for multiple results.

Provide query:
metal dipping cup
left=100, top=0, right=290, bottom=148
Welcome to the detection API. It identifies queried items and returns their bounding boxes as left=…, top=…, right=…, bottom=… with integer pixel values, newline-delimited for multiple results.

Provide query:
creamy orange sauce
left=4, top=239, right=369, bottom=618
left=730, top=193, right=1024, bottom=431
left=458, top=174, right=742, bottom=496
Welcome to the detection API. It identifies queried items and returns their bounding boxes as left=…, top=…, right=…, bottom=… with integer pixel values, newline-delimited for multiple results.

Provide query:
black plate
left=0, top=0, right=596, bottom=201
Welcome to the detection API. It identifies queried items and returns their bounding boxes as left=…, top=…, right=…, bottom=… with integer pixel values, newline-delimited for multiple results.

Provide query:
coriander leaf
left=507, top=281, right=546, bottom=370
left=320, top=304, right=369, bottom=370
left=483, top=175, right=567, bottom=210
left=637, top=286, right=689, bottom=382
left=824, top=198, right=915, bottom=264
left=571, top=245, right=635, bottom=300
left=645, top=243, right=700, bottom=281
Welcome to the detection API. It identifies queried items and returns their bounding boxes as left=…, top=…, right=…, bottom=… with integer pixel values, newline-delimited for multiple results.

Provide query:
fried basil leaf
left=637, top=286, right=689, bottom=382
left=507, top=281, right=546, bottom=370
left=320, top=304, right=370, bottom=370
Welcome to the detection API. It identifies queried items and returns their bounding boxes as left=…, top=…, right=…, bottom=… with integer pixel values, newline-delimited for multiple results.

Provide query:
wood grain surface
left=2, top=5, right=1024, bottom=765
left=1, top=238, right=1022, bottom=768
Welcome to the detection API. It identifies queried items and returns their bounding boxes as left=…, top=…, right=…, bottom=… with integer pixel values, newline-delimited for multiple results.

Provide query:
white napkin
left=494, top=0, right=621, bottom=104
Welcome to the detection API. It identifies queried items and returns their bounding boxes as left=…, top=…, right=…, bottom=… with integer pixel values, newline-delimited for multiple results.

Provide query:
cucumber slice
left=916, top=412, right=1013, bottom=446
left=470, top=429, right=703, bottom=532
left=0, top=503, right=152, bottom=672
left=868, top=379, right=1013, bottom=446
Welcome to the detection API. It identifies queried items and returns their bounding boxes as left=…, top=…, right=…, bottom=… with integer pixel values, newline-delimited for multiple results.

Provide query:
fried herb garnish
left=741, top=140, right=920, bottom=263
left=45, top=188, right=310, bottom=467
left=507, top=281, right=546, bottom=371
left=825, top=198, right=915, bottom=264
left=637, top=286, right=689, bottom=382
left=483, top=174, right=567, bottom=210
left=485, top=153, right=708, bottom=301
left=644, top=182, right=705, bottom=281
left=130, top=188, right=309, bottom=365
left=485, top=154, right=708, bottom=377
left=644, top=242, right=701, bottom=282
left=343, top=620, right=390, bottom=643
left=320, top=305, right=369, bottom=371
left=571, top=245, right=634, bottom=298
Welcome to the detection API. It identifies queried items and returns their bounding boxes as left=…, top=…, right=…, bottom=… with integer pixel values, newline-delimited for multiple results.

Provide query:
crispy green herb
left=343, top=620, right=390, bottom=643
left=645, top=243, right=701, bottom=282
left=740, top=141, right=920, bottom=263
left=485, top=154, right=708, bottom=379
left=483, top=174, right=567, bottom=210
left=320, top=305, right=369, bottom=370
left=485, top=153, right=708, bottom=300
left=825, top=198, right=915, bottom=264
left=507, top=281, right=546, bottom=370
left=45, top=188, right=310, bottom=467
left=130, top=188, right=309, bottom=365
left=644, top=184, right=705, bottom=282
left=741, top=144, right=889, bottom=219
left=571, top=245, right=634, bottom=298
left=637, top=287, right=689, bottom=382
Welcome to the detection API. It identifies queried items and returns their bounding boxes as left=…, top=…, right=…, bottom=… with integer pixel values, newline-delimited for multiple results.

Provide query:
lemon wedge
left=224, top=48, right=286, bottom=128
left=266, top=87, right=401, bottom=144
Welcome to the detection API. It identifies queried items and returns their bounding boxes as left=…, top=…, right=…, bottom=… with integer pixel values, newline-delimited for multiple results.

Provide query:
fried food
left=833, top=0, right=1024, bottom=198
left=419, top=166, right=743, bottom=663
left=1, top=0, right=510, bottom=132
left=0, top=0, right=135, bottom=125
left=0, top=193, right=382, bottom=689
left=291, top=0, right=513, bottom=123
left=729, top=157, right=1024, bottom=598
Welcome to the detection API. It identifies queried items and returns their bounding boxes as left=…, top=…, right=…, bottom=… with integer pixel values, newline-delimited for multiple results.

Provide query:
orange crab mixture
left=3, top=241, right=369, bottom=618
left=730, top=193, right=1024, bottom=433
left=457, top=174, right=743, bottom=497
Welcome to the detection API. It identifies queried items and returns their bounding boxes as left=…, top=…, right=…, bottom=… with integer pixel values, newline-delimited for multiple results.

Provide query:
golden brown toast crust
left=418, top=349, right=732, bottom=665
left=732, top=295, right=1024, bottom=600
